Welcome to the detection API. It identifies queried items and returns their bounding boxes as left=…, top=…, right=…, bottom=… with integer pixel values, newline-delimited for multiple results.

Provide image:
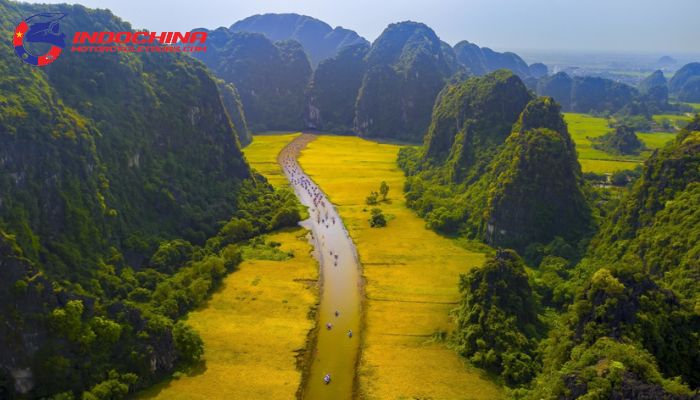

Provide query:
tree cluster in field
left=366, top=182, right=389, bottom=227
left=590, top=125, right=646, bottom=155
left=0, top=3, right=302, bottom=398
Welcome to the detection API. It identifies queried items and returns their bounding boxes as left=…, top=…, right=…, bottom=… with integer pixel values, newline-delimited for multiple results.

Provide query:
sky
left=24, top=0, right=700, bottom=54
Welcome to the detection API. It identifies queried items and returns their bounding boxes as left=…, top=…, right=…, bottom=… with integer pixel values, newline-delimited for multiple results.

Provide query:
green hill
left=355, top=21, right=459, bottom=141
left=0, top=1, right=298, bottom=397
left=191, top=29, right=312, bottom=131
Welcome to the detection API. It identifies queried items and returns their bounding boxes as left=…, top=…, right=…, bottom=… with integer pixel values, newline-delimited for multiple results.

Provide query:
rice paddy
left=297, top=135, right=503, bottom=400
left=138, top=228, right=319, bottom=400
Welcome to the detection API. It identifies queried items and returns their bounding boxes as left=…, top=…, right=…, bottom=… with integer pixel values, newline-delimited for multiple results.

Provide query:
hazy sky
left=24, top=0, right=700, bottom=54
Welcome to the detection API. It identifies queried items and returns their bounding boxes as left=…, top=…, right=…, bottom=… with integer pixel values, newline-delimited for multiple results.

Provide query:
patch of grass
left=578, top=159, right=640, bottom=174
left=684, top=103, right=700, bottom=112
left=241, top=235, right=294, bottom=261
left=138, top=228, right=318, bottom=400
left=243, top=132, right=301, bottom=187
left=652, top=113, right=692, bottom=130
left=636, top=132, right=677, bottom=149
left=298, top=136, right=503, bottom=400
left=564, top=113, right=678, bottom=174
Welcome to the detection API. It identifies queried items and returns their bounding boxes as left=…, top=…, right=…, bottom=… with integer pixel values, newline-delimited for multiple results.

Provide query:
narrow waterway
left=279, top=134, right=362, bottom=400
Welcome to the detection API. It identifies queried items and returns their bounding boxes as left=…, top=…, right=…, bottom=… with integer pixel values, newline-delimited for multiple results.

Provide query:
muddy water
left=279, top=134, right=362, bottom=400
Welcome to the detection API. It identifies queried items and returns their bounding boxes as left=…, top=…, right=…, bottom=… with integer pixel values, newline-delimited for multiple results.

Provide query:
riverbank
left=297, top=135, right=504, bottom=399
left=279, top=134, right=363, bottom=400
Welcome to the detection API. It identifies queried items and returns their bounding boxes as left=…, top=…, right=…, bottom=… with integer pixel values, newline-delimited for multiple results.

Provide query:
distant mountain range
left=192, top=13, right=700, bottom=140
left=195, top=15, right=541, bottom=139
left=230, top=13, right=368, bottom=66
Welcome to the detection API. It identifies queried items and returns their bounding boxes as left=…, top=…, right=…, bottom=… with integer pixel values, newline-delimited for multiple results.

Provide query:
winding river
left=279, top=134, right=362, bottom=400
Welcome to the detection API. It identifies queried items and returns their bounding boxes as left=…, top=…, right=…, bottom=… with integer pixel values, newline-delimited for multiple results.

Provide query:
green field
left=652, top=113, right=693, bottom=130
left=297, top=136, right=502, bottom=399
left=563, top=113, right=678, bottom=173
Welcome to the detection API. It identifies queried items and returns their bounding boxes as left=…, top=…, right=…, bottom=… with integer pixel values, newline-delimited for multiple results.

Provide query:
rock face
left=480, top=98, right=591, bottom=250
left=453, top=41, right=531, bottom=77
left=536, top=72, right=573, bottom=110
left=354, top=21, right=459, bottom=141
left=669, top=62, right=700, bottom=102
left=191, top=29, right=313, bottom=131
left=230, top=13, right=368, bottom=66
left=638, top=70, right=669, bottom=107
left=306, top=43, right=370, bottom=132
left=215, top=79, right=252, bottom=146
left=640, top=70, right=667, bottom=93
left=402, top=72, right=592, bottom=251
left=422, top=70, right=533, bottom=180
left=529, top=63, right=548, bottom=79
left=536, top=72, right=639, bottom=113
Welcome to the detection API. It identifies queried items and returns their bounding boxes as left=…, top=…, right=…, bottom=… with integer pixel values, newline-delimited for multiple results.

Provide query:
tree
left=454, top=249, right=541, bottom=385
left=219, top=218, right=254, bottom=245
left=369, top=208, right=387, bottom=227
left=365, top=191, right=379, bottom=205
left=271, top=207, right=301, bottom=229
left=173, top=322, right=204, bottom=365
left=379, top=181, right=389, bottom=200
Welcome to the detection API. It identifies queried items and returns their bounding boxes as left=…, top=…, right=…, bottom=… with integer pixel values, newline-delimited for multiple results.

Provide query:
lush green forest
left=398, top=70, right=700, bottom=398
left=0, top=1, right=301, bottom=398
left=1, top=2, right=698, bottom=399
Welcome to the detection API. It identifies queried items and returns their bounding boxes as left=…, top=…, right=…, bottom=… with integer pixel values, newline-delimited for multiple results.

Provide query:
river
left=278, top=134, right=362, bottom=400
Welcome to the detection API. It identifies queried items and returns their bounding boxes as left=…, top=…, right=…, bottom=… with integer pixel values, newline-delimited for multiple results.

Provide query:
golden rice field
left=297, top=136, right=503, bottom=400
left=243, top=132, right=301, bottom=187
left=138, top=228, right=317, bottom=400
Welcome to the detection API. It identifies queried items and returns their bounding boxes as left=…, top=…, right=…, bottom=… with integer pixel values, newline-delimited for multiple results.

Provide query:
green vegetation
left=214, top=79, right=252, bottom=146
left=396, top=66, right=699, bottom=396
left=306, top=43, right=369, bottom=132
left=192, top=30, right=312, bottom=131
left=379, top=181, right=389, bottom=200
left=355, top=21, right=459, bottom=141
left=0, top=1, right=302, bottom=398
left=564, top=112, right=680, bottom=173
left=368, top=208, right=387, bottom=227
left=297, top=135, right=503, bottom=399
left=138, top=228, right=318, bottom=400
left=401, top=73, right=591, bottom=252
left=455, top=250, right=542, bottom=386
left=669, top=62, right=700, bottom=102
left=590, top=125, right=645, bottom=155
left=451, top=117, right=700, bottom=398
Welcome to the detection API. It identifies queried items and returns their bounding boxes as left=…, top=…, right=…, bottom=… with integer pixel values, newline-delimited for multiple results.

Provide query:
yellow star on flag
left=16, top=31, right=23, bottom=38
